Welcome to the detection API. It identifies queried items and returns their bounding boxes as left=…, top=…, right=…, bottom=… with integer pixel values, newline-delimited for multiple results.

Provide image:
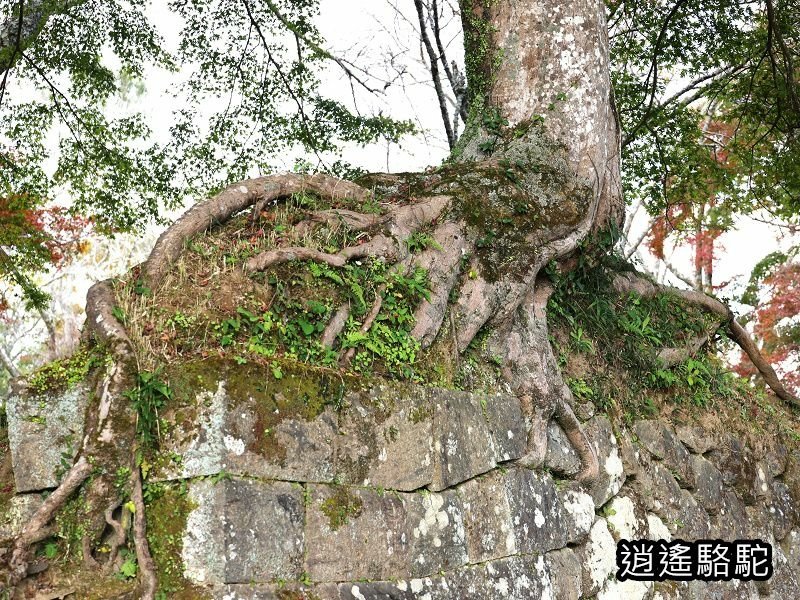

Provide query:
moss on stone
left=26, top=346, right=107, bottom=395
left=320, top=486, right=364, bottom=531
left=144, top=481, right=208, bottom=598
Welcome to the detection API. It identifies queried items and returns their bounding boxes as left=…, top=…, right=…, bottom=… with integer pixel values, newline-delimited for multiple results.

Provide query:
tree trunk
left=460, top=0, right=623, bottom=226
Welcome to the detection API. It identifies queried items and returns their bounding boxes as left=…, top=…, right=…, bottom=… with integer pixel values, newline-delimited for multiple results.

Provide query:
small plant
left=124, top=369, right=173, bottom=448
left=405, top=232, right=442, bottom=253
left=27, top=347, right=105, bottom=395
left=570, top=327, right=595, bottom=354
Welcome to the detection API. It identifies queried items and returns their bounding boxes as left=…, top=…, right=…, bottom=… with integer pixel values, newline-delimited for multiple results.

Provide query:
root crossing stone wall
left=6, top=373, right=800, bottom=599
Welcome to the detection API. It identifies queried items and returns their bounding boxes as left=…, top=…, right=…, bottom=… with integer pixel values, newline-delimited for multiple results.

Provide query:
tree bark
left=460, top=0, right=623, bottom=226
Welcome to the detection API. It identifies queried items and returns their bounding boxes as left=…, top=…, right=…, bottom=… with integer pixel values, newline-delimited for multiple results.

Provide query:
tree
left=1, top=0, right=798, bottom=596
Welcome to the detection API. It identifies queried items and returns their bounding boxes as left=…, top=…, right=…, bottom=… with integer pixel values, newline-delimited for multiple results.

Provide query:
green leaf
left=119, top=557, right=138, bottom=579
left=44, top=542, right=58, bottom=559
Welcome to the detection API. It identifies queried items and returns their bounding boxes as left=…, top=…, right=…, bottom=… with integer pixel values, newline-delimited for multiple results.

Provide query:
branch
left=0, top=343, right=20, bottom=377
left=431, top=0, right=466, bottom=123
left=612, top=272, right=800, bottom=408
left=261, top=0, right=382, bottom=94
left=414, top=0, right=455, bottom=149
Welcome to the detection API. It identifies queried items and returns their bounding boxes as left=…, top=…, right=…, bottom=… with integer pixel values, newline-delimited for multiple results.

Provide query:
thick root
left=340, top=287, right=384, bottom=367
left=292, top=208, right=388, bottom=237
left=144, top=173, right=369, bottom=287
left=7, top=457, right=93, bottom=586
left=132, top=466, right=158, bottom=600
left=612, top=272, right=800, bottom=408
left=410, top=222, right=470, bottom=348
left=553, top=399, right=600, bottom=482
left=320, top=303, right=350, bottom=349
left=103, top=500, right=127, bottom=572
left=246, top=247, right=347, bottom=272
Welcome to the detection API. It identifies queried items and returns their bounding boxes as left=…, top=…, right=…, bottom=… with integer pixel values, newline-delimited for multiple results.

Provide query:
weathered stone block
left=224, top=404, right=338, bottom=484
left=182, top=478, right=305, bottom=585
left=558, top=487, right=595, bottom=544
left=674, top=489, right=710, bottom=540
left=7, top=384, right=89, bottom=492
left=708, top=489, right=749, bottom=540
left=575, top=518, right=616, bottom=598
left=633, top=420, right=693, bottom=488
left=446, top=554, right=554, bottom=600
left=604, top=494, right=647, bottom=542
left=772, top=481, right=797, bottom=542
left=690, top=455, right=724, bottom=515
left=458, top=470, right=516, bottom=562
left=544, top=421, right=582, bottom=478
left=224, top=479, right=305, bottom=583
left=406, top=490, right=468, bottom=577
left=545, top=547, right=582, bottom=600
left=505, top=467, right=568, bottom=554
left=153, top=379, right=337, bottom=483
left=335, top=388, right=435, bottom=491
left=585, top=416, right=625, bottom=506
left=305, top=484, right=409, bottom=582
left=0, top=492, right=44, bottom=538
left=675, top=425, right=716, bottom=455
left=707, top=438, right=760, bottom=505
left=481, top=391, right=527, bottom=462
left=216, top=585, right=331, bottom=599
left=599, top=578, right=652, bottom=600
left=429, top=390, right=497, bottom=491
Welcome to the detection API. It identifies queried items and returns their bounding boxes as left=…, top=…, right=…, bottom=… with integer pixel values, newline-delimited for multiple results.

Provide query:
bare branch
left=414, top=0, right=455, bottom=149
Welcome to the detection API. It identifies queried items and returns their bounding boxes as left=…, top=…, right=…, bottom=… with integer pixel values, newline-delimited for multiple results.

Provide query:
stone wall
left=5, top=370, right=800, bottom=599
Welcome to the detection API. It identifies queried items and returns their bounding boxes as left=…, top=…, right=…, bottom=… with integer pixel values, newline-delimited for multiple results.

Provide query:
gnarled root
left=3, top=278, right=155, bottom=593
left=144, top=173, right=370, bottom=287
left=132, top=465, right=157, bottom=600
left=553, top=398, right=600, bottom=482
left=320, top=303, right=350, bottom=348
left=612, top=272, right=800, bottom=408
left=340, top=286, right=385, bottom=367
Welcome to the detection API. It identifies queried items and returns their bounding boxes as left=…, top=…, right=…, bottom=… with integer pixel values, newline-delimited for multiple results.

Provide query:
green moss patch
left=26, top=346, right=107, bottom=395
left=320, top=486, right=364, bottom=531
left=144, top=481, right=207, bottom=599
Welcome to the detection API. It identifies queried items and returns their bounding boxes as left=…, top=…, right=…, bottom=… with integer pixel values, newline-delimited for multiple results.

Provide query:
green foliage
left=0, top=0, right=416, bottom=308
left=320, top=486, right=363, bottom=531
left=612, top=0, right=800, bottom=227
left=547, top=244, right=740, bottom=415
left=341, top=266, right=430, bottom=379
left=27, top=347, right=106, bottom=394
left=118, top=550, right=138, bottom=579
left=124, top=369, right=173, bottom=448
left=144, top=481, right=196, bottom=596
left=405, top=232, right=443, bottom=253
left=741, top=251, right=790, bottom=306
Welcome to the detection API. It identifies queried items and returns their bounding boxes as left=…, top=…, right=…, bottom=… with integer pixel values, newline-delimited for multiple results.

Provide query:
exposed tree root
left=103, top=500, right=127, bottom=572
left=12, top=166, right=729, bottom=593
left=657, top=334, right=711, bottom=368
left=144, top=174, right=369, bottom=287
left=340, top=286, right=384, bottom=367
left=293, top=208, right=389, bottom=237
left=3, top=279, right=156, bottom=593
left=320, top=303, right=350, bottom=349
left=246, top=247, right=347, bottom=271
left=7, top=456, right=93, bottom=585
left=131, top=465, right=157, bottom=600
left=410, top=222, right=470, bottom=348
left=612, top=271, right=800, bottom=408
